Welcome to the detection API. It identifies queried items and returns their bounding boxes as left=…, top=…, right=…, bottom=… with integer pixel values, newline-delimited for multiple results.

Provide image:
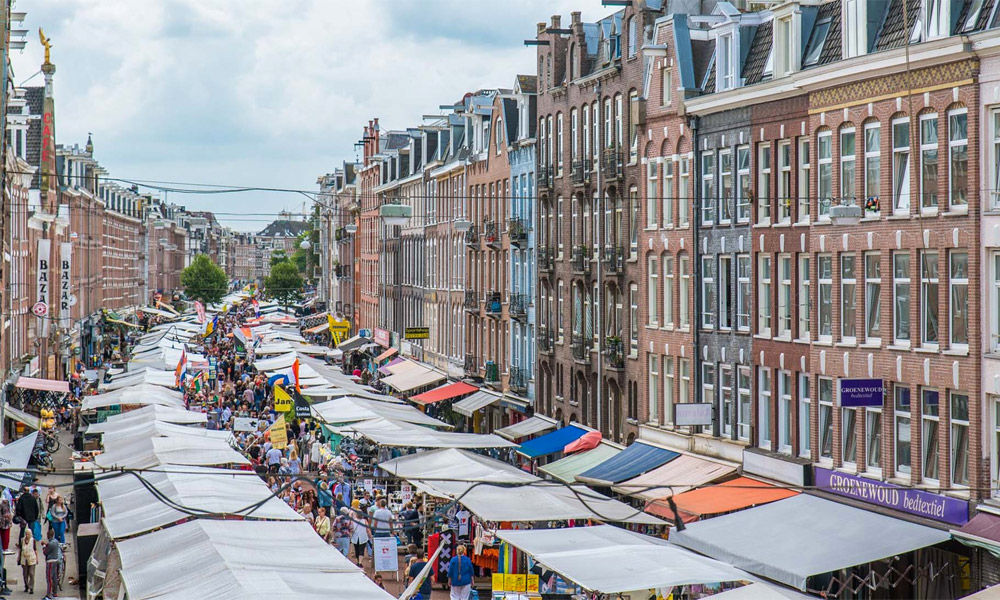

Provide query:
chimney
left=537, top=22, right=546, bottom=35
left=550, top=15, right=561, bottom=29
left=571, top=11, right=581, bottom=25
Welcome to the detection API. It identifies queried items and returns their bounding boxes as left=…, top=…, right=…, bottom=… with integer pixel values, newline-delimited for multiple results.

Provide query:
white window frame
left=663, top=356, right=675, bottom=425
left=841, top=254, right=857, bottom=343
left=648, top=254, right=659, bottom=327
left=720, top=365, right=734, bottom=437
left=777, top=254, right=792, bottom=339
left=571, top=108, right=579, bottom=161
left=648, top=354, right=660, bottom=423
left=759, top=367, right=772, bottom=448
left=919, top=113, right=938, bottom=213
left=818, top=130, right=833, bottom=219
left=842, top=404, right=859, bottom=466
left=629, top=283, right=639, bottom=356
left=895, top=386, right=912, bottom=474
left=865, top=252, right=881, bottom=345
left=702, top=362, right=716, bottom=428
left=992, top=110, right=1000, bottom=210
left=818, top=254, right=833, bottom=342
left=921, top=388, right=940, bottom=483
left=647, top=161, right=658, bottom=228
left=737, top=145, right=751, bottom=223
left=778, top=140, right=792, bottom=223
left=661, top=67, right=672, bottom=107
left=759, top=254, right=773, bottom=337
left=798, top=254, right=811, bottom=341
left=866, top=407, right=882, bottom=473
left=737, top=366, right=751, bottom=440
left=798, top=373, right=811, bottom=458
left=720, top=149, right=733, bottom=225
left=840, top=127, right=857, bottom=203
left=819, top=377, right=834, bottom=461
left=798, top=138, right=811, bottom=223
left=557, top=112, right=565, bottom=174
left=737, top=253, right=751, bottom=332
left=758, top=143, right=772, bottom=225
left=679, top=254, right=690, bottom=329
left=663, top=159, right=674, bottom=228
left=864, top=122, right=881, bottom=205
left=583, top=105, right=590, bottom=162
left=679, top=156, right=690, bottom=227
left=778, top=370, right=793, bottom=453
left=993, top=253, right=1000, bottom=353
left=701, top=152, right=716, bottom=227
left=892, top=117, right=911, bottom=214
left=948, top=108, right=968, bottom=210
left=893, top=252, right=911, bottom=346
left=663, top=255, right=674, bottom=328
left=720, top=255, right=733, bottom=330
left=950, top=251, right=968, bottom=350
left=921, top=251, right=939, bottom=348
left=702, top=255, right=716, bottom=330
left=679, top=358, right=691, bottom=404
left=719, top=33, right=735, bottom=91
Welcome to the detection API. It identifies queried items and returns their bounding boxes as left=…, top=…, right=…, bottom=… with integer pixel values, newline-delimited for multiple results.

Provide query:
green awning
left=538, top=442, right=622, bottom=484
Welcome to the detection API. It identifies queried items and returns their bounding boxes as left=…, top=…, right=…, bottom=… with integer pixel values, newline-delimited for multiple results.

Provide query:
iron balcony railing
left=464, top=353, right=479, bottom=375
left=483, top=220, right=501, bottom=247
left=509, top=293, right=528, bottom=320
left=464, top=289, right=479, bottom=311
left=601, top=148, right=623, bottom=180
left=538, top=248, right=555, bottom=273
left=571, top=333, right=591, bottom=363
left=464, top=224, right=479, bottom=245
left=509, top=365, right=529, bottom=393
left=538, top=326, right=555, bottom=354
left=602, top=246, right=625, bottom=275
left=538, top=165, right=553, bottom=191
left=606, top=337, right=625, bottom=370
left=484, top=361, right=500, bottom=384
left=571, top=159, right=591, bottom=186
left=571, top=246, right=592, bottom=275
left=508, top=217, right=528, bottom=247
left=485, top=292, right=503, bottom=316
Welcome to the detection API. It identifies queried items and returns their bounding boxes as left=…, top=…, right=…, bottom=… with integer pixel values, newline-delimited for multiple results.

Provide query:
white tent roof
left=381, top=366, right=446, bottom=393
left=709, top=583, right=811, bottom=599
left=380, top=448, right=536, bottom=485
left=101, top=420, right=232, bottom=447
left=495, top=414, right=559, bottom=440
left=81, top=384, right=186, bottom=410
left=116, top=520, right=394, bottom=600
left=342, top=419, right=515, bottom=449
left=97, top=466, right=301, bottom=539
left=86, top=405, right=206, bottom=433
left=253, top=351, right=297, bottom=371
left=99, top=369, right=177, bottom=392
left=138, top=306, right=179, bottom=319
left=497, top=526, right=753, bottom=594
left=96, top=435, right=250, bottom=469
left=254, top=342, right=296, bottom=356
left=311, top=396, right=450, bottom=428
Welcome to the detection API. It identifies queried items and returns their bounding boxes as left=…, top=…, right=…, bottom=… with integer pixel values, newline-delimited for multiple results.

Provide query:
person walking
left=18, top=530, right=36, bottom=594
left=447, top=544, right=474, bottom=600
left=15, top=487, right=39, bottom=546
left=332, top=508, right=352, bottom=557
left=371, top=498, right=394, bottom=538
left=0, top=496, right=13, bottom=552
left=43, top=528, right=61, bottom=600
left=314, top=506, right=331, bottom=543
left=407, top=551, right=434, bottom=600
left=49, top=497, right=68, bottom=544
left=348, top=507, right=371, bottom=568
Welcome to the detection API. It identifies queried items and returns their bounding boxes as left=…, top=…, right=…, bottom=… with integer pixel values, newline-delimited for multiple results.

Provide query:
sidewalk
left=4, top=430, right=78, bottom=600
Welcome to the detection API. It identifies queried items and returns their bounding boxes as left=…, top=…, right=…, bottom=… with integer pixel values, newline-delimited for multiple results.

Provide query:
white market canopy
left=253, top=351, right=298, bottom=371
left=311, top=396, right=450, bottom=428
left=97, top=466, right=301, bottom=539
left=95, top=435, right=250, bottom=470
left=495, top=414, right=559, bottom=440
left=335, top=418, right=514, bottom=449
left=137, top=305, right=179, bottom=319
left=99, top=369, right=178, bottom=392
left=452, top=390, right=502, bottom=417
left=496, top=525, right=754, bottom=594
left=100, top=420, right=232, bottom=447
left=380, top=362, right=446, bottom=393
left=115, top=520, right=394, bottom=600
left=611, top=453, right=737, bottom=501
left=86, top=405, right=207, bottom=433
left=81, top=384, right=186, bottom=410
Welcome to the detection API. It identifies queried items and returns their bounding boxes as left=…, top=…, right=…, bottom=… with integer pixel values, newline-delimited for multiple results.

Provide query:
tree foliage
left=270, top=249, right=288, bottom=267
left=266, top=260, right=304, bottom=306
left=180, top=254, right=228, bottom=305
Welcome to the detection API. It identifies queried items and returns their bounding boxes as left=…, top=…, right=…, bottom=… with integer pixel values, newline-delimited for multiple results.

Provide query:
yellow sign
left=269, top=415, right=287, bottom=450
left=526, top=575, right=539, bottom=592
left=492, top=573, right=505, bottom=591
left=328, top=314, right=350, bottom=333
left=404, top=327, right=429, bottom=340
left=504, top=574, right=526, bottom=592
left=273, top=385, right=293, bottom=412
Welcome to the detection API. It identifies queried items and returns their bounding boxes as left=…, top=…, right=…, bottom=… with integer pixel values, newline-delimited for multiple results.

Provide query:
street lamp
left=300, top=239, right=312, bottom=250
left=379, top=203, right=412, bottom=227
left=829, top=199, right=863, bottom=227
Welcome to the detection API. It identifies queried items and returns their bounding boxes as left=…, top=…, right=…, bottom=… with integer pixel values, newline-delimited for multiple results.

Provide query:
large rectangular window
left=818, top=131, right=833, bottom=218
left=895, top=387, right=911, bottom=474
left=702, top=363, right=716, bottom=428
left=919, top=114, right=938, bottom=212
left=629, top=283, right=639, bottom=356
left=679, top=255, right=690, bottom=328
left=648, top=354, right=660, bottom=423
left=951, top=392, right=969, bottom=486
left=679, top=157, right=690, bottom=227
left=799, top=374, right=811, bottom=457
left=865, top=122, right=880, bottom=204
left=820, top=377, right=834, bottom=459
left=921, top=251, right=939, bottom=346
left=798, top=138, right=811, bottom=222
left=663, top=256, right=674, bottom=327
left=720, top=149, right=733, bottom=224
left=949, top=110, right=968, bottom=209
left=663, top=160, right=674, bottom=228
left=702, top=256, right=716, bottom=329
left=647, top=255, right=659, bottom=327
left=950, top=251, right=968, bottom=348
left=777, top=255, right=792, bottom=338
left=894, top=252, right=911, bottom=344
left=679, top=358, right=690, bottom=404
left=758, top=144, right=772, bottom=225
left=843, top=406, right=858, bottom=465
left=778, top=141, right=791, bottom=223
left=778, top=371, right=793, bottom=453
left=737, top=145, right=751, bottom=222
left=720, top=255, right=733, bottom=330
left=798, top=255, right=811, bottom=340
left=922, top=389, right=939, bottom=481
left=842, top=254, right=858, bottom=342
left=663, top=357, right=675, bottom=424
left=701, top=152, right=716, bottom=226
left=818, top=255, right=833, bottom=341
left=720, top=365, right=734, bottom=437
left=737, top=254, right=751, bottom=332
left=738, top=366, right=751, bottom=440
left=646, top=161, right=658, bottom=228
left=759, top=367, right=772, bottom=448
left=840, top=128, right=856, bottom=202
left=759, top=255, right=772, bottom=336
left=865, top=253, right=881, bottom=344
left=893, top=118, right=911, bottom=213
left=866, top=407, right=882, bottom=472
left=992, top=111, right=1000, bottom=209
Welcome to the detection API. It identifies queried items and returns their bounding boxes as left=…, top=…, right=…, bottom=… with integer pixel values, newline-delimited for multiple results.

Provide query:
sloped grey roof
left=742, top=21, right=773, bottom=85
left=516, top=74, right=537, bottom=94
left=258, top=219, right=310, bottom=238
left=816, top=0, right=843, bottom=66
left=874, top=0, right=920, bottom=51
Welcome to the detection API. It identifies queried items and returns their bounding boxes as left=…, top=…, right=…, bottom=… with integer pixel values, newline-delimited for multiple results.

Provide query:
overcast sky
left=13, top=0, right=609, bottom=231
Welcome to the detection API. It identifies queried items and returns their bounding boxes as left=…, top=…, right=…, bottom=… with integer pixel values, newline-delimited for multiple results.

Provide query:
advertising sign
left=675, top=403, right=713, bottom=426
left=293, top=388, right=312, bottom=419
left=194, top=301, right=206, bottom=324
left=838, top=378, right=885, bottom=407
left=815, top=467, right=968, bottom=525
left=59, top=242, right=72, bottom=327
left=233, top=417, right=261, bottom=432
left=36, top=239, right=51, bottom=337
left=268, top=416, right=287, bottom=450
left=373, top=537, right=398, bottom=572
left=327, top=314, right=350, bottom=333
left=273, top=385, right=293, bottom=412
left=374, top=328, right=390, bottom=347
left=404, top=327, right=429, bottom=340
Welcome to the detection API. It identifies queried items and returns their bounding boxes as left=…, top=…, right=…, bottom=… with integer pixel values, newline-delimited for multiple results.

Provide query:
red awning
left=410, top=381, right=478, bottom=405
left=15, top=377, right=70, bottom=394
left=646, top=476, right=798, bottom=523
left=375, top=347, right=398, bottom=362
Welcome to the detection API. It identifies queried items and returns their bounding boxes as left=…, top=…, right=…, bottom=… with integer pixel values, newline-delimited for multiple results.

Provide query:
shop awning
left=708, top=583, right=811, bottom=599
left=538, top=442, right=622, bottom=484
left=576, top=441, right=680, bottom=486
left=3, top=403, right=39, bottom=429
left=953, top=511, right=1000, bottom=559
left=496, top=414, right=559, bottom=440
left=335, top=334, right=367, bottom=352
left=15, top=377, right=69, bottom=393
left=612, top=454, right=737, bottom=501
left=648, top=476, right=799, bottom=523
left=496, top=526, right=753, bottom=594
left=411, top=381, right=478, bottom=405
left=336, top=418, right=514, bottom=449
left=377, top=357, right=405, bottom=375
left=375, top=347, right=397, bottom=362
left=516, top=424, right=588, bottom=458
left=453, top=391, right=501, bottom=417
left=671, top=494, right=952, bottom=591
left=381, top=366, right=446, bottom=393
left=310, top=396, right=450, bottom=428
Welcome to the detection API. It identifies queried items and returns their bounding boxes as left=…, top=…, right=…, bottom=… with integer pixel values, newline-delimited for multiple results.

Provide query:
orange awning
left=646, top=476, right=798, bottom=523
left=375, top=347, right=398, bottom=362
left=410, top=381, right=478, bottom=405
left=304, top=323, right=328, bottom=334
left=15, top=377, right=69, bottom=393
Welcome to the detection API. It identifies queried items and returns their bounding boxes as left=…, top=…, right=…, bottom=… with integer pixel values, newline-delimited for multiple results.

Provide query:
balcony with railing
left=508, top=217, right=528, bottom=247
left=571, top=159, right=591, bottom=186
left=485, top=292, right=503, bottom=317
left=484, top=361, right=501, bottom=386
left=571, top=333, right=591, bottom=364
left=509, top=293, right=528, bottom=321
left=464, top=224, right=479, bottom=246
left=464, top=289, right=479, bottom=312
left=464, top=353, right=479, bottom=376
left=538, top=326, right=554, bottom=354
left=538, top=248, right=555, bottom=274
left=538, top=165, right=553, bottom=192
left=483, top=220, right=501, bottom=248
left=571, top=246, right=592, bottom=276
left=606, top=337, right=625, bottom=370
left=601, top=148, right=623, bottom=180
left=602, top=246, right=625, bottom=276
left=509, top=365, right=529, bottom=394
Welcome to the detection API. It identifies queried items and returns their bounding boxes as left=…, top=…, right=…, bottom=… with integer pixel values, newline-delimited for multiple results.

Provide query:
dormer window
left=803, top=17, right=831, bottom=66
left=718, top=34, right=735, bottom=91
left=843, top=0, right=867, bottom=57
left=628, top=17, right=638, bottom=57
left=776, top=17, right=794, bottom=76
left=913, top=0, right=950, bottom=41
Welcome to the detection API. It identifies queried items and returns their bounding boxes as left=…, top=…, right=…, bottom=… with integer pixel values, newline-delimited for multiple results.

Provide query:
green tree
left=266, top=260, right=304, bottom=307
left=270, top=249, right=288, bottom=267
left=180, top=254, right=228, bottom=305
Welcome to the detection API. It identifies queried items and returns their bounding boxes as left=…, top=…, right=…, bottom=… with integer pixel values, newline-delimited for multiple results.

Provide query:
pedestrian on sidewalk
left=42, top=528, right=61, bottom=599
left=0, top=496, right=13, bottom=551
left=15, top=487, right=39, bottom=546
left=447, top=545, right=474, bottom=600
left=18, top=530, right=35, bottom=594
left=48, top=497, right=68, bottom=544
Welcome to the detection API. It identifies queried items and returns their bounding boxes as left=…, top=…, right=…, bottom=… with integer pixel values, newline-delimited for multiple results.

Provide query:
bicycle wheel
left=44, top=435, right=59, bottom=453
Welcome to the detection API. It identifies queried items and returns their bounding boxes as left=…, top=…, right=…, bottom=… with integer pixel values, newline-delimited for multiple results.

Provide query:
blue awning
left=575, top=441, right=680, bottom=486
left=516, top=425, right=588, bottom=459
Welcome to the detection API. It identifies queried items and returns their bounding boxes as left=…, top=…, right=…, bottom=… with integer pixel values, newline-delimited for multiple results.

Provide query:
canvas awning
left=303, top=323, right=328, bottom=335
left=698, top=583, right=810, bottom=599
left=335, top=334, right=367, bottom=352
left=538, top=442, right=623, bottom=484
left=15, top=377, right=69, bottom=393
left=611, top=454, right=737, bottom=501
left=377, top=357, right=405, bottom=375
left=86, top=405, right=206, bottom=433
left=575, top=441, right=679, bottom=486
left=496, top=526, right=753, bottom=594
left=375, top=347, right=397, bottom=362
left=953, top=511, right=1000, bottom=558
left=496, top=414, right=559, bottom=441
left=3, top=403, right=40, bottom=429
left=381, top=365, right=446, bottom=393
left=336, top=418, right=515, bottom=449
left=81, top=384, right=186, bottom=410
left=647, top=476, right=799, bottom=523
left=671, top=494, right=952, bottom=591
left=96, top=435, right=250, bottom=470
left=411, top=381, right=478, bottom=405
left=453, top=391, right=501, bottom=417
left=516, top=425, right=588, bottom=458
left=310, top=396, right=450, bottom=428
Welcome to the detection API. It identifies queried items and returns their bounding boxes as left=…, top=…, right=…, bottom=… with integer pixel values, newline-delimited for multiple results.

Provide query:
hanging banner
left=293, top=388, right=312, bottom=419
left=36, top=239, right=51, bottom=337
left=838, top=378, right=885, bottom=407
left=194, top=301, right=206, bottom=324
left=273, top=384, right=293, bottom=412
left=59, top=242, right=72, bottom=327
left=268, top=415, right=287, bottom=450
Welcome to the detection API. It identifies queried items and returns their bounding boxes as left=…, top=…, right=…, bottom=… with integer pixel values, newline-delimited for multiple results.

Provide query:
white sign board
left=36, top=240, right=51, bottom=337
left=675, top=403, right=714, bottom=426
left=233, top=417, right=262, bottom=432
left=373, top=536, right=398, bottom=572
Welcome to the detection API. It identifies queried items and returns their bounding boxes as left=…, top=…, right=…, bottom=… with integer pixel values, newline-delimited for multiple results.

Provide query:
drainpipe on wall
left=594, top=82, right=604, bottom=436
left=690, top=115, right=702, bottom=433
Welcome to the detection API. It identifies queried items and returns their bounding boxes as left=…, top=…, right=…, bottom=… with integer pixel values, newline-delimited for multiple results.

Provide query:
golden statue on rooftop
left=39, top=28, right=52, bottom=65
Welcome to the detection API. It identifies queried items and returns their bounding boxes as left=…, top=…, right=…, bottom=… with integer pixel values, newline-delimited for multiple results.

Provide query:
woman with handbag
left=18, top=529, right=36, bottom=594
left=49, top=496, right=68, bottom=544
left=314, top=506, right=331, bottom=542
left=0, top=497, right=13, bottom=551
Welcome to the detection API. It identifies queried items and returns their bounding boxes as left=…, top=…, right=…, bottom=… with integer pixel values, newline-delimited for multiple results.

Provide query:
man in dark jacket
left=15, top=487, right=39, bottom=548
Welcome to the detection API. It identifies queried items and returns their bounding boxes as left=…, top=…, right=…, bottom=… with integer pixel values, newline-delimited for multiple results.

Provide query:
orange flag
left=291, top=358, right=301, bottom=392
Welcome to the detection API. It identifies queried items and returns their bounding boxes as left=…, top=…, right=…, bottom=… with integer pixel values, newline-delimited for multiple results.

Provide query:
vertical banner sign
left=36, top=240, right=51, bottom=337
left=59, top=242, right=72, bottom=327
left=194, top=301, right=206, bottom=324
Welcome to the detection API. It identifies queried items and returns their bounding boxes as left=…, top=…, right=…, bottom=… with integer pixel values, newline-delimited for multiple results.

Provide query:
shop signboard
left=675, top=403, right=713, bottom=426
left=404, top=327, right=429, bottom=340
left=373, top=537, right=398, bottom=572
left=815, top=467, right=968, bottom=525
left=233, top=417, right=261, bottom=432
left=374, top=328, right=390, bottom=347
left=838, top=378, right=885, bottom=407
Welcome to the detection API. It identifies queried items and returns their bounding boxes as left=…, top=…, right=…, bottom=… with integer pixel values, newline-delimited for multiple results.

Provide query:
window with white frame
left=779, top=371, right=793, bottom=453
left=719, top=34, right=735, bottom=91
left=818, top=255, right=833, bottom=340
left=949, top=109, right=968, bottom=209
left=662, top=67, right=672, bottom=106
left=720, top=255, right=733, bottom=330
left=679, top=157, right=690, bottom=226
left=679, top=358, right=691, bottom=404
left=663, top=356, right=675, bottom=424
left=592, top=101, right=600, bottom=160
left=804, top=17, right=831, bottom=65
left=648, top=354, right=660, bottom=423
left=819, top=377, right=834, bottom=459
left=921, top=251, right=939, bottom=346
left=759, top=367, right=772, bottom=448
left=557, top=279, right=565, bottom=340
left=843, top=0, right=866, bottom=57
left=798, top=254, right=811, bottom=340
left=993, top=253, right=1000, bottom=352
left=841, top=254, right=857, bottom=342
left=663, top=255, right=674, bottom=328
left=798, top=138, right=811, bottom=222
left=663, top=159, right=674, bottom=228
left=759, top=255, right=773, bottom=336
left=737, top=254, right=751, bottom=332
left=737, top=145, right=751, bottom=222
left=866, top=406, right=882, bottom=472
left=571, top=109, right=579, bottom=161
left=865, top=253, right=881, bottom=344
left=557, top=113, right=565, bottom=174
left=992, top=110, right=1000, bottom=209
left=615, top=94, right=624, bottom=149
left=843, top=405, right=859, bottom=465
left=702, top=152, right=716, bottom=226
left=894, top=252, right=911, bottom=345
left=720, top=149, right=733, bottom=224
left=629, top=92, right=640, bottom=162
left=864, top=122, right=880, bottom=204
left=841, top=128, right=857, bottom=203
left=679, top=254, right=690, bottom=328
left=778, top=141, right=792, bottom=223
left=556, top=195, right=564, bottom=252
left=896, top=386, right=911, bottom=474
left=952, top=392, right=969, bottom=486
left=630, top=283, right=639, bottom=356
left=758, top=143, right=772, bottom=225
left=893, top=118, right=911, bottom=213
left=648, top=255, right=659, bottom=327
left=720, top=365, right=734, bottom=437
left=702, top=362, right=716, bottom=425
left=583, top=106, right=590, bottom=161
left=776, top=17, right=794, bottom=76
left=920, top=114, right=938, bottom=212
left=818, top=131, right=833, bottom=218
left=777, top=255, right=792, bottom=338
left=604, top=98, right=612, bottom=149
left=799, top=374, right=811, bottom=457
left=647, top=161, right=658, bottom=228
left=738, top=366, right=751, bottom=440
left=629, top=186, right=639, bottom=256
left=922, top=388, right=939, bottom=481
left=702, top=256, right=716, bottom=329
left=950, top=251, right=968, bottom=348
left=925, top=0, right=949, bottom=39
